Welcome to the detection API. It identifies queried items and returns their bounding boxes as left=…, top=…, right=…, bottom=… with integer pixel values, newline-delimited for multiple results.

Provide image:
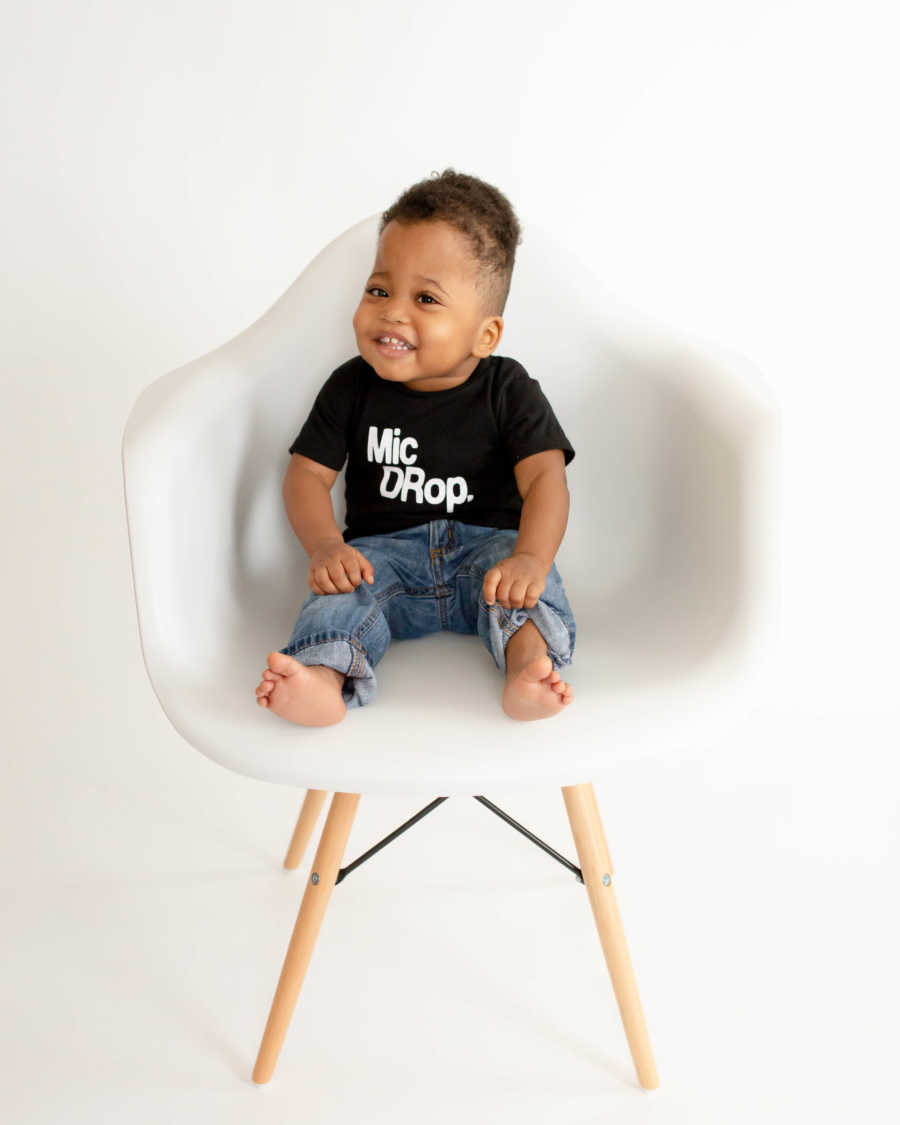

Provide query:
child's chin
left=376, top=366, right=418, bottom=381
left=363, top=349, right=415, bottom=375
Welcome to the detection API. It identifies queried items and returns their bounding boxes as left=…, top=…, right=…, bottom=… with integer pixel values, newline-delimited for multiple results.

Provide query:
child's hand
left=308, top=537, right=375, bottom=595
left=482, top=552, right=548, bottom=609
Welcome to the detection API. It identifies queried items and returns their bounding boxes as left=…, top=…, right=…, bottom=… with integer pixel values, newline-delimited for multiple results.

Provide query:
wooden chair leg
left=253, top=791, right=361, bottom=1085
left=561, top=782, right=659, bottom=1090
left=283, top=789, right=329, bottom=870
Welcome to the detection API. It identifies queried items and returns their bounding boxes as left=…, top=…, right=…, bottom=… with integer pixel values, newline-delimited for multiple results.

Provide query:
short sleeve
left=495, top=366, right=575, bottom=468
left=287, top=364, right=357, bottom=471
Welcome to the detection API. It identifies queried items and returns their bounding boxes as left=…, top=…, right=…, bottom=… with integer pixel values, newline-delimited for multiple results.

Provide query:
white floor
left=3, top=696, right=897, bottom=1124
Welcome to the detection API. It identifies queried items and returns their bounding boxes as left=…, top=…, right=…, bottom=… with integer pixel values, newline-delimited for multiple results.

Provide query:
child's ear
left=479, top=316, right=503, bottom=354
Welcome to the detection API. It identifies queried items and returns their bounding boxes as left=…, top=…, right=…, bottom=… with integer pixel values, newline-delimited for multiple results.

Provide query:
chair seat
left=144, top=613, right=759, bottom=795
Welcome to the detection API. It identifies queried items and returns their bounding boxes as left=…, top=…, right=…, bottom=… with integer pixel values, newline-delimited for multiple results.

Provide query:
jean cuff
left=279, top=631, right=376, bottom=709
left=484, top=599, right=575, bottom=673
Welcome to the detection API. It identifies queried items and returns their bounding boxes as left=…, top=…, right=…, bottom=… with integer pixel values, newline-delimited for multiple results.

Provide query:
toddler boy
left=255, top=168, right=576, bottom=725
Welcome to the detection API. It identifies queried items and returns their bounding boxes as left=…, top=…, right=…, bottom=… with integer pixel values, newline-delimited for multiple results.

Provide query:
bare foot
left=254, top=651, right=347, bottom=727
left=502, top=618, right=573, bottom=721
left=503, top=654, right=574, bottom=721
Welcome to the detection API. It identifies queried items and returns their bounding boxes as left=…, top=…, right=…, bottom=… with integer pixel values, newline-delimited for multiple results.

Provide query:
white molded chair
left=121, top=212, right=778, bottom=1089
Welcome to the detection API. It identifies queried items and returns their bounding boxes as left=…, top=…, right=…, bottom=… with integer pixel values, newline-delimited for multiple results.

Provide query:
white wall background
left=2, top=2, right=897, bottom=1122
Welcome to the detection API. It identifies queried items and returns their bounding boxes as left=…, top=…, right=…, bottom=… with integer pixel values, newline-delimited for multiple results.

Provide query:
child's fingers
left=318, top=568, right=336, bottom=593
left=314, top=567, right=339, bottom=595
left=328, top=562, right=354, bottom=593
left=343, top=555, right=362, bottom=587
left=483, top=565, right=502, bottom=604
left=356, top=550, right=375, bottom=584
left=509, top=579, right=529, bottom=607
left=495, top=573, right=515, bottom=606
left=524, top=581, right=543, bottom=609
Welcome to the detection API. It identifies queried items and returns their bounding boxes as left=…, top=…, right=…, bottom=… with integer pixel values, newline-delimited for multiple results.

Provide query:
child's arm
left=482, top=449, right=569, bottom=609
left=284, top=454, right=374, bottom=594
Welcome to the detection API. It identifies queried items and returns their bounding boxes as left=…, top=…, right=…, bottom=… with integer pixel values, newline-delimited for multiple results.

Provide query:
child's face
left=353, top=220, right=503, bottom=392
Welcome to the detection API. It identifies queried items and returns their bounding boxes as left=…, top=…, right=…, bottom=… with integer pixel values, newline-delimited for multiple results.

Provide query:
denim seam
left=374, top=581, right=405, bottom=604
left=456, top=565, right=488, bottom=580
left=284, top=632, right=369, bottom=673
left=378, top=585, right=446, bottom=603
left=285, top=629, right=360, bottom=646
left=355, top=606, right=385, bottom=644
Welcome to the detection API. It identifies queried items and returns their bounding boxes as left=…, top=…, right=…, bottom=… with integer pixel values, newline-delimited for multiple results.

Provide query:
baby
left=255, top=168, right=576, bottom=726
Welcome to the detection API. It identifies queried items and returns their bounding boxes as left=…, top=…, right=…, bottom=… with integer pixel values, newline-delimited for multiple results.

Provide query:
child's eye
left=364, top=286, right=438, bottom=306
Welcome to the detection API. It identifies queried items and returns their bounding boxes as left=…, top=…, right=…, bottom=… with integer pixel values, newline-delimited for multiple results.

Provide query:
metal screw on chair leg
left=311, top=872, right=320, bottom=884
left=602, top=873, right=611, bottom=885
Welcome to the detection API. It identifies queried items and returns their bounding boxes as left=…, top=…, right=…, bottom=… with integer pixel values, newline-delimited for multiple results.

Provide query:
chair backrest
left=122, top=212, right=777, bottom=697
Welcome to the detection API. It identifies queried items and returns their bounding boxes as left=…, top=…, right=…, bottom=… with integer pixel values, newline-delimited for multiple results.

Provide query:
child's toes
left=267, top=651, right=302, bottom=676
left=262, top=669, right=282, bottom=682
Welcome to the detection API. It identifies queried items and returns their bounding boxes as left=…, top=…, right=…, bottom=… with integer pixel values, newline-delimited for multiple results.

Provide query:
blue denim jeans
left=278, top=519, right=576, bottom=708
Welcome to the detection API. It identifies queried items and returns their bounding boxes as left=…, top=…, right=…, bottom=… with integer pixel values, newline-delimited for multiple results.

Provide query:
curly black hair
left=378, top=168, right=523, bottom=318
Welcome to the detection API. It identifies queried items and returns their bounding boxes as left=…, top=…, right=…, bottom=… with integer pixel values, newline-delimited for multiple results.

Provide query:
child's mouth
left=375, top=338, right=416, bottom=357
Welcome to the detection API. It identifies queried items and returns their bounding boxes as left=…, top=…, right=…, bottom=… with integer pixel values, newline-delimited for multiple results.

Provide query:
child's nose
left=383, top=294, right=411, bottom=319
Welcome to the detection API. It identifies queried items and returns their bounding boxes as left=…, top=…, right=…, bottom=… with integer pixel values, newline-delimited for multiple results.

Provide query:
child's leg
left=451, top=525, right=577, bottom=720
left=256, top=544, right=400, bottom=725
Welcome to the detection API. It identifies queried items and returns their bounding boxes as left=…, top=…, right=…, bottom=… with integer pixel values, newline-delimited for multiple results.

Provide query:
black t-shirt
left=288, top=353, right=575, bottom=541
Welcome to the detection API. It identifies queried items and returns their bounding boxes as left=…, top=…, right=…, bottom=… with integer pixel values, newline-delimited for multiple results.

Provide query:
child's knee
left=306, top=584, right=370, bottom=611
